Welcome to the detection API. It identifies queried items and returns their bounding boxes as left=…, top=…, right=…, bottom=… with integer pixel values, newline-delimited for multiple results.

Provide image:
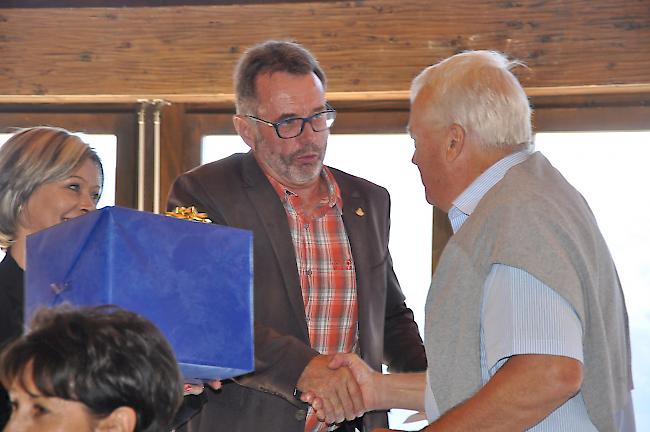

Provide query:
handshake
left=296, top=353, right=388, bottom=427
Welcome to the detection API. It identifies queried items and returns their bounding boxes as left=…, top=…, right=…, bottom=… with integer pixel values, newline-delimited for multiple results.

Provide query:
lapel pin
left=355, top=207, right=365, bottom=217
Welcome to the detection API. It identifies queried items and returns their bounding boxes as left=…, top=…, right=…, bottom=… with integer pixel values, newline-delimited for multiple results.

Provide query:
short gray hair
left=411, top=50, right=532, bottom=150
left=234, top=40, right=327, bottom=115
left=0, top=126, right=103, bottom=249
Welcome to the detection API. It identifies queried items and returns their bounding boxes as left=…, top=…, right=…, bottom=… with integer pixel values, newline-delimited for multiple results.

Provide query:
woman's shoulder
left=0, top=252, right=23, bottom=290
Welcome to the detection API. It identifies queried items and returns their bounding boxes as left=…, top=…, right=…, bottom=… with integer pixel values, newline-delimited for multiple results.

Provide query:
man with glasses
left=168, top=40, right=426, bottom=432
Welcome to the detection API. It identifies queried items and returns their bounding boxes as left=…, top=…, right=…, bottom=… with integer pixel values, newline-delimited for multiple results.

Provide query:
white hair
left=411, top=50, right=533, bottom=150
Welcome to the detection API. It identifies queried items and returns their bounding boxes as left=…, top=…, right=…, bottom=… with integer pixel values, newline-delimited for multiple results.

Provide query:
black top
left=0, top=251, right=24, bottom=347
left=0, top=250, right=24, bottom=428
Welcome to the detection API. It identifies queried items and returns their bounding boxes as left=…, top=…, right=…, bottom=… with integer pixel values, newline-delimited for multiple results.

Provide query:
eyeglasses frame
left=242, top=105, right=337, bottom=139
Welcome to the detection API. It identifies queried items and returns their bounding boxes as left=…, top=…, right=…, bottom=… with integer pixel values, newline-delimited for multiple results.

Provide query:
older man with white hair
left=308, top=50, right=635, bottom=432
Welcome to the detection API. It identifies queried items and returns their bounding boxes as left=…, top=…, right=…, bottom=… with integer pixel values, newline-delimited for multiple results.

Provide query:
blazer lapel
left=335, top=172, right=372, bottom=347
left=241, top=153, right=309, bottom=341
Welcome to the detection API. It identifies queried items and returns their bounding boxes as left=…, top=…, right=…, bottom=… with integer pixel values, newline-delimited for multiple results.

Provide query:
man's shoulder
left=485, top=152, right=582, bottom=218
left=183, top=152, right=246, bottom=181
left=327, top=165, right=388, bottom=197
left=169, top=153, right=251, bottom=210
left=0, top=253, right=20, bottom=278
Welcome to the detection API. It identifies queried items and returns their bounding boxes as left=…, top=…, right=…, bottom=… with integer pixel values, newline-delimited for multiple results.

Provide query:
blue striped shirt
left=427, top=150, right=597, bottom=430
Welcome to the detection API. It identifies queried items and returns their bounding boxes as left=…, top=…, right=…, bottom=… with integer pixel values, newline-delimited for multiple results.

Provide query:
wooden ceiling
left=1, top=0, right=649, bottom=103
left=0, top=0, right=326, bottom=7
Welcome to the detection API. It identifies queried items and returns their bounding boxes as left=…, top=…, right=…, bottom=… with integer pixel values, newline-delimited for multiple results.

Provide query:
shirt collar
left=265, top=166, right=342, bottom=210
left=448, top=150, right=533, bottom=233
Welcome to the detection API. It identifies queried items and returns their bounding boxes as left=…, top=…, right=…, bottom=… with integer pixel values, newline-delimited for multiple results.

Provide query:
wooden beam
left=1, top=0, right=648, bottom=100
left=1, top=83, right=650, bottom=105
left=0, top=0, right=331, bottom=8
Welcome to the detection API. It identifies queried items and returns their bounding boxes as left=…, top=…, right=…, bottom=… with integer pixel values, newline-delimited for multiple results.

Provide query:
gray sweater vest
left=425, top=152, right=633, bottom=430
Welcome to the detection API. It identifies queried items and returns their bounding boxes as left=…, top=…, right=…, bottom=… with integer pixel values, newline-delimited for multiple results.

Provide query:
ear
left=95, top=406, right=137, bottom=432
left=232, top=115, right=257, bottom=151
left=446, top=123, right=466, bottom=162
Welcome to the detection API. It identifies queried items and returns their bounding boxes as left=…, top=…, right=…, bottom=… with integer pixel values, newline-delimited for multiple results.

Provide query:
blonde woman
left=0, top=126, right=103, bottom=427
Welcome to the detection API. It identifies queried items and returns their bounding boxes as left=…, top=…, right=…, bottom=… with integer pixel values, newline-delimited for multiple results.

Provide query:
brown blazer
left=168, top=152, right=426, bottom=432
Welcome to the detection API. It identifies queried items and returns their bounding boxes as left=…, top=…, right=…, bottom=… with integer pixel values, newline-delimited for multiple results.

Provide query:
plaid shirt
left=267, top=168, right=358, bottom=432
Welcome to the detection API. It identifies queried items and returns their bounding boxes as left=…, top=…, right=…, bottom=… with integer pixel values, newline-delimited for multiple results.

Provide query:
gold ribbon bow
left=164, top=206, right=212, bottom=224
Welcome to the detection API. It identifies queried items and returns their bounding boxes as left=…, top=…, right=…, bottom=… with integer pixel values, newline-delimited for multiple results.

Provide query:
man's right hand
left=327, top=353, right=380, bottom=411
left=306, top=355, right=428, bottom=422
left=297, top=354, right=365, bottom=424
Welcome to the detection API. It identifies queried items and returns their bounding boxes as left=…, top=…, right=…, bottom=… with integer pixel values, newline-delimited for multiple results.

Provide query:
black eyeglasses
left=245, top=107, right=337, bottom=139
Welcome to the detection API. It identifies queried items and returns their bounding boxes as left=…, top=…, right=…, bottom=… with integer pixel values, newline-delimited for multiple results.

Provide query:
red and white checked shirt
left=267, top=168, right=358, bottom=432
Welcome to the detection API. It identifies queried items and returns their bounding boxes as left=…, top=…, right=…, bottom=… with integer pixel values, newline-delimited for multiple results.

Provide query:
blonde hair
left=0, top=126, right=103, bottom=249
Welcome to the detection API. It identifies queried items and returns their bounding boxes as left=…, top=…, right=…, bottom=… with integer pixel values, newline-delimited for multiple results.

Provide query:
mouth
left=294, top=152, right=322, bottom=165
left=297, top=155, right=318, bottom=163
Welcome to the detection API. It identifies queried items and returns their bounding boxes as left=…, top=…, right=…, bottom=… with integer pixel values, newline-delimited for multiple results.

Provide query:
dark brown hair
left=234, top=40, right=326, bottom=114
left=0, top=305, right=183, bottom=432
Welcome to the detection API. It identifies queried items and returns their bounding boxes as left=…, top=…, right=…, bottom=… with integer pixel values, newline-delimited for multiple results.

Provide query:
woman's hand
left=182, top=380, right=222, bottom=396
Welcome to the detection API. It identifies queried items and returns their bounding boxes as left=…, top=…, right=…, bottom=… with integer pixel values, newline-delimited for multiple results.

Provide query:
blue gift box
left=25, top=206, right=254, bottom=382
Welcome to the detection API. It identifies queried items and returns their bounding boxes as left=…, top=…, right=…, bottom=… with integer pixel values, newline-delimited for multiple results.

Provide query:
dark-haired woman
left=0, top=305, right=183, bottom=432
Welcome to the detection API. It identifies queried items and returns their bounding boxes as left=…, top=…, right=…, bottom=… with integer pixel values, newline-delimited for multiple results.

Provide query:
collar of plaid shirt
left=265, top=167, right=343, bottom=216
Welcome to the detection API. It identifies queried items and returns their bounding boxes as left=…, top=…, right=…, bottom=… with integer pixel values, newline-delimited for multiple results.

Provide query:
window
left=201, top=133, right=432, bottom=328
left=203, top=130, right=649, bottom=428
left=536, top=131, right=650, bottom=429
left=0, top=108, right=139, bottom=208
left=0, top=132, right=117, bottom=208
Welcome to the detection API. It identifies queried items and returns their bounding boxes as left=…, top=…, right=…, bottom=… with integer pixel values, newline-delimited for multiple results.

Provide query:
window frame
left=0, top=105, right=139, bottom=208
left=179, top=94, right=650, bottom=272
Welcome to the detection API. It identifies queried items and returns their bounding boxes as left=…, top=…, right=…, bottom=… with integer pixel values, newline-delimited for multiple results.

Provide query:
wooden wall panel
left=1, top=0, right=649, bottom=102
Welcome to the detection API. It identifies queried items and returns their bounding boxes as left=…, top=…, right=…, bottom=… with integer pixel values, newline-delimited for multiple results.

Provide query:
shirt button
left=306, top=269, right=312, bottom=276
left=295, top=409, right=307, bottom=421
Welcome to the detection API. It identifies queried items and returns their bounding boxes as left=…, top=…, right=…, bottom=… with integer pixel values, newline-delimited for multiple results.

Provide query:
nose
left=297, top=120, right=319, bottom=143
left=80, top=193, right=96, bottom=214
left=5, top=414, right=27, bottom=432
left=411, top=150, right=417, bottom=166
